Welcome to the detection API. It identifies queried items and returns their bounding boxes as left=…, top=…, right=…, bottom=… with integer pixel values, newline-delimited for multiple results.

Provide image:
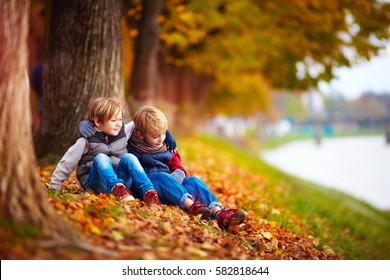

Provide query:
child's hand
left=79, top=120, right=96, bottom=138
left=165, top=130, right=177, bottom=153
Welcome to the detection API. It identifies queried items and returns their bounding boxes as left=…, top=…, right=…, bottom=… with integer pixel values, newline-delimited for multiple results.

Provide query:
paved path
left=261, top=136, right=390, bottom=210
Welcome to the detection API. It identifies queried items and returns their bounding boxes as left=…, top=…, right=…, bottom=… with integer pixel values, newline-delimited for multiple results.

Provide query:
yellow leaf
left=112, top=230, right=124, bottom=241
left=141, top=252, right=157, bottom=260
left=89, top=223, right=101, bottom=236
left=54, top=202, right=65, bottom=211
left=161, top=222, right=171, bottom=234
left=261, top=231, right=273, bottom=240
left=269, top=221, right=277, bottom=228
left=154, top=211, right=163, bottom=217
left=201, top=243, right=216, bottom=251
left=186, top=246, right=208, bottom=258
left=193, top=214, right=202, bottom=222
left=323, top=245, right=335, bottom=255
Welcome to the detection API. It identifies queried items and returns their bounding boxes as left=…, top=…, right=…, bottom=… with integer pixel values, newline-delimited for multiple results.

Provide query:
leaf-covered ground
left=2, top=139, right=341, bottom=260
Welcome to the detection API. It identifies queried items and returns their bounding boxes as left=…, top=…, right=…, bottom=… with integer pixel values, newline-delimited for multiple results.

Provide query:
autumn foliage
left=1, top=138, right=340, bottom=260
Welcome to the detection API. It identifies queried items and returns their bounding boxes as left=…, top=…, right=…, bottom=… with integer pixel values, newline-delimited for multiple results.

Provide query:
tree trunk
left=130, top=0, right=164, bottom=106
left=35, top=0, right=125, bottom=158
left=157, top=54, right=213, bottom=131
left=0, top=0, right=75, bottom=241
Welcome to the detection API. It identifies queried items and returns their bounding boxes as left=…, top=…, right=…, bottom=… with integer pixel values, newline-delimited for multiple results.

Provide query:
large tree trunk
left=34, top=0, right=124, bottom=158
left=130, top=0, right=164, bottom=106
left=0, top=0, right=74, bottom=241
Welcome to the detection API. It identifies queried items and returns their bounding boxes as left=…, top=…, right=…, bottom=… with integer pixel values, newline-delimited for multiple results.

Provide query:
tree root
left=38, top=238, right=118, bottom=258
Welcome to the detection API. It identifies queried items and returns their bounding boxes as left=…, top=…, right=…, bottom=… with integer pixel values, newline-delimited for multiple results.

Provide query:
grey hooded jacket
left=49, top=121, right=135, bottom=190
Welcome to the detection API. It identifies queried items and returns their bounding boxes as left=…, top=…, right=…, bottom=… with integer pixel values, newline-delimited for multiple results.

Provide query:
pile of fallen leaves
left=2, top=139, right=340, bottom=260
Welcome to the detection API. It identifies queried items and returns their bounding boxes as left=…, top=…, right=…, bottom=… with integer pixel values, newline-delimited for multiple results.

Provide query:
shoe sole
left=121, top=195, right=135, bottom=202
left=231, top=211, right=245, bottom=225
left=218, top=211, right=246, bottom=229
left=198, top=208, right=211, bottom=220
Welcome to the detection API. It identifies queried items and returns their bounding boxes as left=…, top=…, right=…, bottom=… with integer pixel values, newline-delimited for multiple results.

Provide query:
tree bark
left=35, top=0, right=125, bottom=158
left=157, top=54, right=213, bottom=131
left=0, top=0, right=75, bottom=241
left=130, top=0, right=164, bottom=106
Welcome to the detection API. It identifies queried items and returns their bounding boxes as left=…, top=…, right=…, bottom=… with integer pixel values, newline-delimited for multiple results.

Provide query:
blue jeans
left=83, top=153, right=154, bottom=198
left=182, top=176, right=222, bottom=211
left=147, top=172, right=222, bottom=211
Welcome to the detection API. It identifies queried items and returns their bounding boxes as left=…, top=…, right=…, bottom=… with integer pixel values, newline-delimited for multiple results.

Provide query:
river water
left=261, top=136, right=390, bottom=211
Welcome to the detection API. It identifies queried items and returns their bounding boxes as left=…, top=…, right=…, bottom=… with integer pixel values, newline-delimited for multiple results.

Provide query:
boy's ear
left=136, top=130, right=144, bottom=139
left=93, top=117, right=102, bottom=127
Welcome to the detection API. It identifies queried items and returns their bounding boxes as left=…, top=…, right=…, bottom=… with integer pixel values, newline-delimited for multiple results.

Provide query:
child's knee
left=184, top=176, right=199, bottom=185
left=93, top=153, right=110, bottom=164
left=95, top=153, right=108, bottom=159
left=149, top=172, right=171, bottom=182
left=122, top=153, right=139, bottom=164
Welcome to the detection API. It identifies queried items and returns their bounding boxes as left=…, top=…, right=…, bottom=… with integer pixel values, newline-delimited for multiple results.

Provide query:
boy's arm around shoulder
left=124, top=121, right=135, bottom=140
left=49, top=138, right=88, bottom=190
left=79, top=120, right=95, bottom=138
left=165, top=130, right=177, bottom=152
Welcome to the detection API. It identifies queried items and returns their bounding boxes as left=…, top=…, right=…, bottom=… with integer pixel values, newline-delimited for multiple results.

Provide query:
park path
left=261, top=136, right=390, bottom=211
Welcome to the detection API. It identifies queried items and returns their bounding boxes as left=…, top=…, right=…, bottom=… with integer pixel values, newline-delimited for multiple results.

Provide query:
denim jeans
left=182, top=176, right=222, bottom=211
left=83, top=153, right=154, bottom=198
left=147, top=172, right=222, bottom=211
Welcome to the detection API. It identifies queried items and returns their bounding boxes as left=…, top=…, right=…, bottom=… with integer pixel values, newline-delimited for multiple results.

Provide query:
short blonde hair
left=84, top=97, right=123, bottom=123
left=133, top=106, right=168, bottom=134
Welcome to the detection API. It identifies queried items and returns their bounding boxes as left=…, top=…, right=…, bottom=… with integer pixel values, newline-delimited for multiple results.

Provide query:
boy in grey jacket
left=49, top=97, right=160, bottom=204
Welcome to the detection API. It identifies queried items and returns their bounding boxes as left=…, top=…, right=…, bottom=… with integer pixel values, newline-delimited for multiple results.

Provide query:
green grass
left=182, top=135, right=390, bottom=260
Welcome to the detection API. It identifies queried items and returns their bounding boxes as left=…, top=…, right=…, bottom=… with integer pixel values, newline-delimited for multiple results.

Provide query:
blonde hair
left=133, top=106, right=168, bottom=134
left=84, top=97, right=124, bottom=123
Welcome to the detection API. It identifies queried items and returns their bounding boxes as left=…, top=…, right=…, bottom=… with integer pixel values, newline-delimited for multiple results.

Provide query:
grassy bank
left=183, top=135, right=390, bottom=259
left=2, top=135, right=389, bottom=260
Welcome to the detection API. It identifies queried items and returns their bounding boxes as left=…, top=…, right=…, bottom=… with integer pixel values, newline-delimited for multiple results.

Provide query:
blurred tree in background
left=129, top=0, right=164, bottom=106
left=151, top=0, right=389, bottom=119
left=27, top=0, right=390, bottom=157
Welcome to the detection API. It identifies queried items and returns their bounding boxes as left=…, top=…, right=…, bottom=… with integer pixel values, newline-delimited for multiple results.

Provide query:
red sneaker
left=217, top=209, right=245, bottom=229
left=144, top=190, right=161, bottom=205
left=188, top=199, right=211, bottom=220
left=113, top=184, right=134, bottom=202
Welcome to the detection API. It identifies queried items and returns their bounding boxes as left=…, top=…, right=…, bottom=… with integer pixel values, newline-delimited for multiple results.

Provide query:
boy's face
left=94, top=109, right=123, bottom=136
left=139, top=130, right=166, bottom=148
